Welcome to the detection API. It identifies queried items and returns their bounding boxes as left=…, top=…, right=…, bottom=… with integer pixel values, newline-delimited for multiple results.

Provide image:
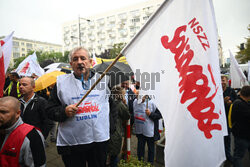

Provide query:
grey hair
left=68, top=47, right=90, bottom=62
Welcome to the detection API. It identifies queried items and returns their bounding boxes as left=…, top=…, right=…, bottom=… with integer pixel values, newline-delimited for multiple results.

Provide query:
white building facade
left=0, top=36, right=62, bottom=66
left=62, top=0, right=164, bottom=55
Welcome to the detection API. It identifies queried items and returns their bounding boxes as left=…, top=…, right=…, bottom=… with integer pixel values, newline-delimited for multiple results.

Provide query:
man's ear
left=90, top=58, right=93, bottom=66
left=16, top=109, right=21, bottom=118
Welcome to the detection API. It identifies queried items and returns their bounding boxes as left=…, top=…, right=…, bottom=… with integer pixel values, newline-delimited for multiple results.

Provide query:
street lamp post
left=78, top=15, right=90, bottom=46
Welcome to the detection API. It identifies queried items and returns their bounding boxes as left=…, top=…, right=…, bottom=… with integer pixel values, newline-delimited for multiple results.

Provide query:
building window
left=64, top=26, right=70, bottom=32
left=143, top=6, right=154, bottom=16
left=143, top=16, right=150, bottom=21
left=118, top=13, right=127, bottom=20
left=22, top=54, right=25, bottom=57
left=97, top=18, right=105, bottom=25
left=21, top=42, right=24, bottom=46
left=130, top=26, right=140, bottom=34
left=119, top=29, right=127, bottom=36
left=130, top=27, right=136, bottom=32
left=71, top=24, right=77, bottom=31
left=13, top=41, right=19, bottom=46
left=13, top=47, right=20, bottom=52
left=26, top=43, right=33, bottom=48
left=130, top=10, right=140, bottom=17
left=13, top=53, right=20, bottom=59
left=98, top=40, right=105, bottom=45
left=107, top=15, right=116, bottom=22
left=22, top=48, right=25, bottom=51
left=131, top=18, right=140, bottom=23
left=120, top=37, right=127, bottom=42
left=108, top=23, right=115, bottom=28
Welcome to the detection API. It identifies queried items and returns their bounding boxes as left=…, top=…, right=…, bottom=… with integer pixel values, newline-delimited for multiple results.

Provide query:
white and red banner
left=92, top=52, right=97, bottom=67
left=0, top=32, right=14, bottom=97
left=15, top=52, right=44, bottom=77
left=122, top=0, right=227, bottom=166
left=229, top=50, right=249, bottom=88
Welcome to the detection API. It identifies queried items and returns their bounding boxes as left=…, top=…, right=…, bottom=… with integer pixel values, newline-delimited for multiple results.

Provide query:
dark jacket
left=223, top=87, right=237, bottom=130
left=149, top=108, right=162, bottom=141
left=44, top=84, right=68, bottom=123
left=223, top=87, right=238, bottom=116
left=20, top=94, right=53, bottom=139
left=231, top=97, right=250, bottom=140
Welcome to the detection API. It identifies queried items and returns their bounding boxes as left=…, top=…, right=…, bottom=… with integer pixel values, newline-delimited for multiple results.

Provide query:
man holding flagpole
left=46, top=47, right=110, bottom=167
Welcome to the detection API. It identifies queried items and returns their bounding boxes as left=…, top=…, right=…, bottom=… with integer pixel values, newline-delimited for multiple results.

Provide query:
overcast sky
left=0, top=0, right=249, bottom=56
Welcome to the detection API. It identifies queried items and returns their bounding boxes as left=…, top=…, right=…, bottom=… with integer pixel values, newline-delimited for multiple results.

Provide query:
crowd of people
left=0, top=46, right=163, bottom=167
left=0, top=46, right=249, bottom=167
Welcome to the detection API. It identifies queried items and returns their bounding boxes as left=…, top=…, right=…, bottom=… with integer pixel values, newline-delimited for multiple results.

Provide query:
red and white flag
left=122, top=0, right=227, bottom=166
left=0, top=32, right=14, bottom=97
left=15, top=52, right=44, bottom=77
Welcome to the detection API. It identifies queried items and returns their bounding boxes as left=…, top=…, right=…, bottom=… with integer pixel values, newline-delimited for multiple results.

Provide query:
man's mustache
left=77, top=64, right=85, bottom=69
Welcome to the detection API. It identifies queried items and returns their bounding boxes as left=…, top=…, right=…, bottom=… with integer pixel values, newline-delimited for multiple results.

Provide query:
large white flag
left=0, top=32, right=14, bottom=97
left=122, top=0, right=227, bottom=166
left=229, top=50, right=249, bottom=88
left=15, top=52, right=44, bottom=77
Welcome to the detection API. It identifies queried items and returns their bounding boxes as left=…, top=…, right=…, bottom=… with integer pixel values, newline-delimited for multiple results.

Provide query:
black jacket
left=45, top=84, right=68, bottom=123
left=231, top=97, right=250, bottom=140
left=148, top=108, right=162, bottom=141
left=20, top=94, right=53, bottom=139
left=223, top=87, right=237, bottom=131
left=223, top=87, right=238, bottom=116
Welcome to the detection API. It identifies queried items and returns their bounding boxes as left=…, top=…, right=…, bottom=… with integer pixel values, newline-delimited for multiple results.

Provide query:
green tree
left=236, top=25, right=250, bottom=63
left=61, top=51, right=70, bottom=63
left=109, top=43, right=126, bottom=59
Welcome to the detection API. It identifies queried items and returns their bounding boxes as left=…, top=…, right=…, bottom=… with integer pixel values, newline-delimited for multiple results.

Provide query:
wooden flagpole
left=76, top=53, right=123, bottom=107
